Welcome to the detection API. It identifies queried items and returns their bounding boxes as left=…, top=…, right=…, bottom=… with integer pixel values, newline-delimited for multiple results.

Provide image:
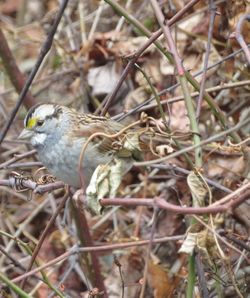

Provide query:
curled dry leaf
left=86, top=157, right=133, bottom=215
left=86, top=163, right=111, bottom=215
left=178, top=232, right=198, bottom=255
left=187, top=171, right=208, bottom=207
left=155, top=144, right=174, bottom=156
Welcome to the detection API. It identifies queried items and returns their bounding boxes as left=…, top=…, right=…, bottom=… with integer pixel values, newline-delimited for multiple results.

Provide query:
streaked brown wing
left=71, top=117, right=126, bottom=154
left=70, top=113, right=145, bottom=159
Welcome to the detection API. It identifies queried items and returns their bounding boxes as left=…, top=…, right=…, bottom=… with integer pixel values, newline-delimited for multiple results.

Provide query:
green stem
left=186, top=254, right=196, bottom=298
left=0, top=272, right=32, bottom=298
left=179, top=76, right=202, bottom=169
left=0, top=231, right=64, bottom=297
left=185, top=71, right=241, bottom=143
left=24, top=244, right=65, bottom=297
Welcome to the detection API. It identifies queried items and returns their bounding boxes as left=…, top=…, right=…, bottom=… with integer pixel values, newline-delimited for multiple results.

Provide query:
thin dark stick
left=0, top=0, right=69, bottom=145
left=0, top=245, right=26, bottom=272
left=196, top=0, right=217, bottom=118
left=220, top=232, right=250, bottom=252
left=195, top=250, right=209, bottom=298
left=149, top=164, right=232, bottom=194
left=114, top=256, right=125, bottom=298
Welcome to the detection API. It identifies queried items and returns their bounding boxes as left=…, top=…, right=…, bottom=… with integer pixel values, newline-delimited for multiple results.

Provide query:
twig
left=196, top=0, right=217, bottom=118
left=2, top=161, right=42, bottom=169
left=150, top=164, right=232, bottom=193
left=0, top=149, right=36, bottom=169
left=0, top=196, right=51, bottom=267
left=114, top=256, right=125, bottom=298
left=220, top=232, right=250, bottom=252
left=0, top=245, right=26, bottom=272
left=0, top=272, right=32, bottom=298
left=11, top=235, right=184, bottom=283
left=99, top=186, right=250, bottom=215
left=233, top=14, right=250, bottom=65
left=88, top=0, right=105, bottom=40
left=195, top=249, right=209, bottom=298
left=0, top=177, right=65, bottom=194
left=192, top=215, right=248, bottom=260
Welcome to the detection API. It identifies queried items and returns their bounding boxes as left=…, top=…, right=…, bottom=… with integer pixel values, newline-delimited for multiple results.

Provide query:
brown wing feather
left=70, top=115, right=124, bottom=153
left=67, top=111, right=145, bottom=158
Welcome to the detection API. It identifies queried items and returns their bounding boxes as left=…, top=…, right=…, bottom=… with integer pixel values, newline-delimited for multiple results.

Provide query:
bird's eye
left=37, top=120, right=44, bottom=127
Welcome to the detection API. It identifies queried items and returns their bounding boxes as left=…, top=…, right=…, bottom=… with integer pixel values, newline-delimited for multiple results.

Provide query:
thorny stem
left=179, top=76, right=202, bottom=167
left=134, top=64, right=168, bottom=125
left=122, top=79, right=250, bottom=115
left=186, top=254, right=196, bottom=298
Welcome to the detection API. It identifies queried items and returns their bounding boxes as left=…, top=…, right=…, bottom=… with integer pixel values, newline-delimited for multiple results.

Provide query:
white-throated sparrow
left=19, top=104, right=142, bottom=188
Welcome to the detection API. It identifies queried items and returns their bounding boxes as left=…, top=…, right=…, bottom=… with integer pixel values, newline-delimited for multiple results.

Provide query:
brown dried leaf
left=147, top=260, right=177, bottom=298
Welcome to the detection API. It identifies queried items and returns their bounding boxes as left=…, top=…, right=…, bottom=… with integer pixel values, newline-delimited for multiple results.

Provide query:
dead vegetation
left=0, top=0, right=250, bottom=297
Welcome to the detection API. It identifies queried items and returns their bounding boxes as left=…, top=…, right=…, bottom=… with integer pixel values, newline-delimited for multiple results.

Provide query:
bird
left=19, top=103, right=143, bottom=188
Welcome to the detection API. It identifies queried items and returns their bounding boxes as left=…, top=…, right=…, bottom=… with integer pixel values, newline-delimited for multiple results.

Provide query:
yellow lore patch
left=27, top=117, right=38, bottom=129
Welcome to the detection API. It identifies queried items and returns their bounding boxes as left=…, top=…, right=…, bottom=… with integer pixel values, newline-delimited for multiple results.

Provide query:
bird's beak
left=18, top=129, right=33, bottom=140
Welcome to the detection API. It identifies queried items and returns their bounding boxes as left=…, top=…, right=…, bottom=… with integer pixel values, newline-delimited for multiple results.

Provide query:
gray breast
left=37, top=137, right=113, bottom=188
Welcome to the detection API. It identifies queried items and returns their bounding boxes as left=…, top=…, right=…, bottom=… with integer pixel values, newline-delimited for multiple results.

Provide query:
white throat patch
left=31, top=133, right=47, bottom=147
